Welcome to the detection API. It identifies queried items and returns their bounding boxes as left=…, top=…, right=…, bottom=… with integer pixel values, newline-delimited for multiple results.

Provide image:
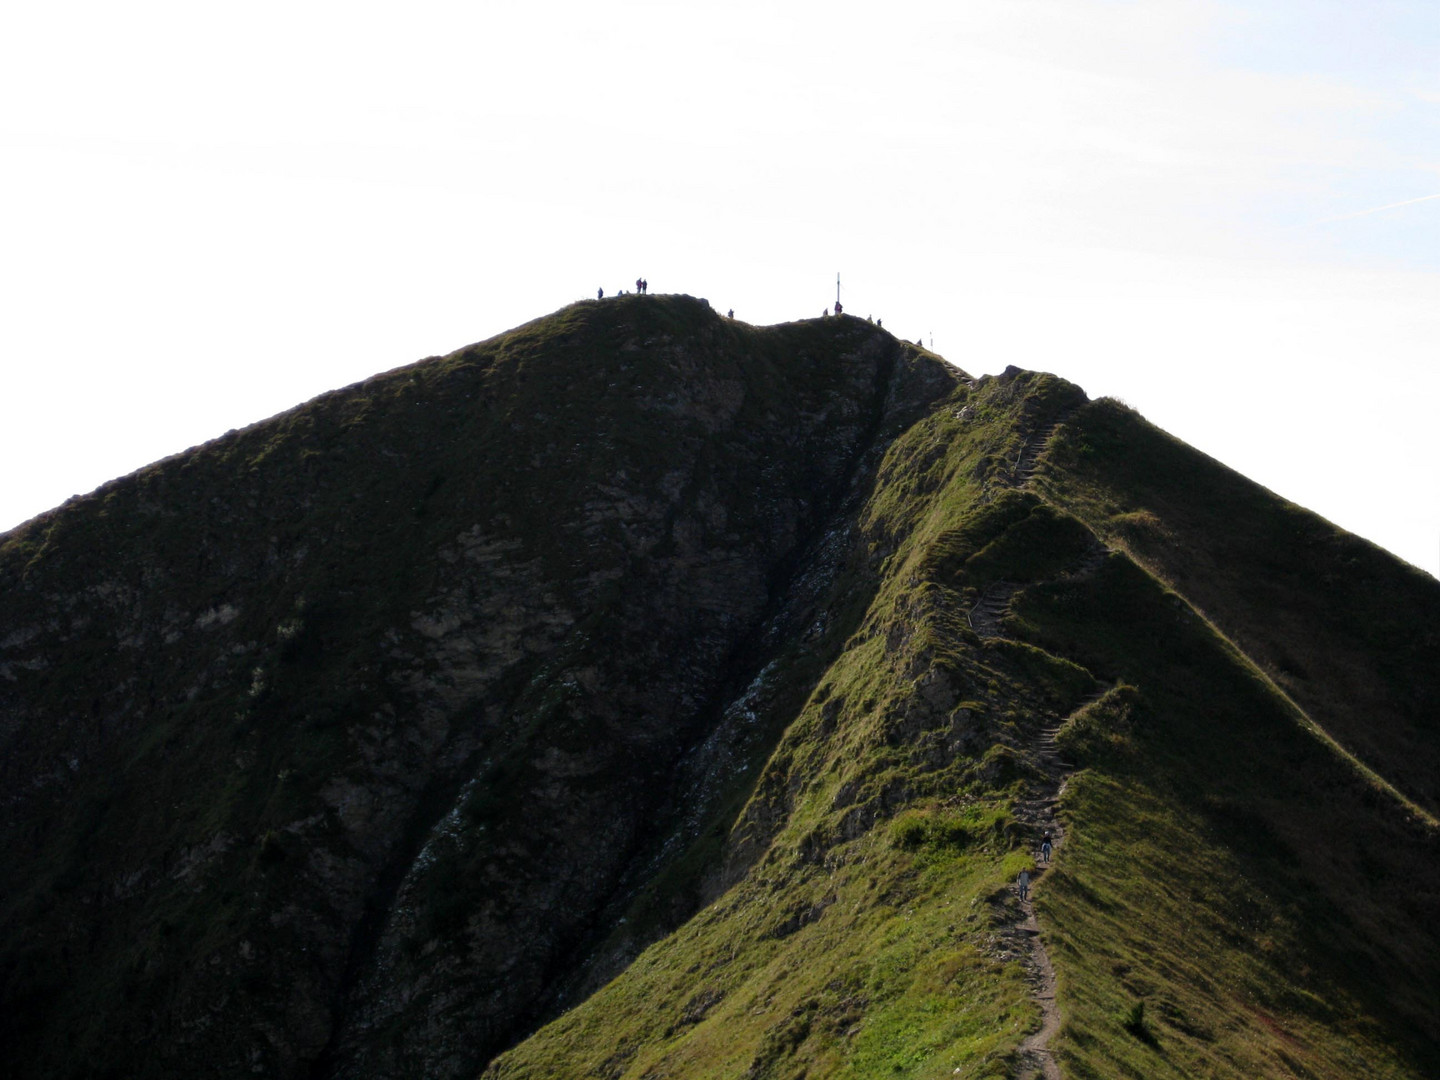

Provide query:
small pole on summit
left=836, top=273, right=841, bottom=308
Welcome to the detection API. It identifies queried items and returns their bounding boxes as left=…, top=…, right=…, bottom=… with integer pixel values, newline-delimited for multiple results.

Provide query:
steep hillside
left=2, top=299, right=1437, bottom=1080
left=0, top=296, right=955, bottom=1078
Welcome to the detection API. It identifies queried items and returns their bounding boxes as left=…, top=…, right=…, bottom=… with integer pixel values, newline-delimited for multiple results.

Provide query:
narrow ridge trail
left=1006, top=688, right=1101, bottom=1080
left=967, top=540, right=1108, bottom=643
left=1011, top=406, right=1078, bottom=486
left=968, top=405, right=1095, bottom=641
left=965, top=400, right=1100, bottom=1076
left=968, top=582, right=1018, bottom=638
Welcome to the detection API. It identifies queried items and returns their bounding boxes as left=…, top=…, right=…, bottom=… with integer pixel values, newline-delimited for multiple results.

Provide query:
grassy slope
left=1016, top=396, right=1440, bottom=1077
left=487, top=371, right=1440, bottom=1078
left=1033, top=397, right=1440, bottom=817
left=1018, top=557, right=1440, bottom=1078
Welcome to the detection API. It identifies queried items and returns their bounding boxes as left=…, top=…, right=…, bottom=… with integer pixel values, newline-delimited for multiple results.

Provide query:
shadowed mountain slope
left=1, top=299, right=1436, bottom=1080
left=0, top=297, right=954, bottom=1078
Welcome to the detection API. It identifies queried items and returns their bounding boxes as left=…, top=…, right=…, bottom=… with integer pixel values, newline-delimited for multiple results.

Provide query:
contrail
left=1309, top=192, right=1440, bottom=226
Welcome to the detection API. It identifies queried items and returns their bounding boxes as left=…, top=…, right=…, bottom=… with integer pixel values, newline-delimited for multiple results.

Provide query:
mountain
left=1, top=294, right=1436, bottom=1080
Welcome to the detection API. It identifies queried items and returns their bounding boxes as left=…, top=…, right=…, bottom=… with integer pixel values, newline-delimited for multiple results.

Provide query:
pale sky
left=2, top=1, right=1437, bottom=575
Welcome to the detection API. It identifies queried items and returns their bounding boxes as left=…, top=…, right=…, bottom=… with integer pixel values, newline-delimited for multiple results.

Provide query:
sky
left=2, top=0, right=1437, bottom=575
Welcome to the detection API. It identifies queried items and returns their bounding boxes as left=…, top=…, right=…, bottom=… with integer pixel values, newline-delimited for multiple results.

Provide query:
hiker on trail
left=824, top=307, right=830, bottom=317
left=636, top=277, right=642, bottom=293
left=598, top=287, right=604, bottom=300
left=1018, top=869, right=1031, bottom=901
left=1041, top=834, right=1053, bottom=863
left=834, top=300, right=843, bottom=315
left=877, top=318, right=882, bottom=328
left=727, top=308, right=734, bottom=318
left=642, top=278, right=648, bottom=293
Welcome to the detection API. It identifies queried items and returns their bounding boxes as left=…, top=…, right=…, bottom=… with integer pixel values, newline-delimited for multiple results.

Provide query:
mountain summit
left=2, top=295, right=1437, bottom=1079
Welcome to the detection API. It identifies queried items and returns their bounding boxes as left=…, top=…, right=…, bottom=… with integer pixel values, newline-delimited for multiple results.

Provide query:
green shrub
left=1120, top=999, right=1154, bottom=1043
left=888, top=808, right=988, bottom=853
left=890, top=813, right=929, bottom=850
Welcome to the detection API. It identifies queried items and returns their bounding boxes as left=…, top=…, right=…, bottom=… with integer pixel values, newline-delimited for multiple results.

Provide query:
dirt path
left=1005, top=691, right=1101, bottom=1080
left=968, top=582, right=1018, bottom=638
left=1012, top=778, right=1067, bottom=1080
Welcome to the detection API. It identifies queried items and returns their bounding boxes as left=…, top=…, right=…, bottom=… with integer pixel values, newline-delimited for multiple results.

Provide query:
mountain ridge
left=2, top=295, right=1436, bottom=1079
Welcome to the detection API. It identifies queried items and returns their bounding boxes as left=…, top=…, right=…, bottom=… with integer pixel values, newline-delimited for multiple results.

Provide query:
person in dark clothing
left=598, top=287, right=604, bottom=300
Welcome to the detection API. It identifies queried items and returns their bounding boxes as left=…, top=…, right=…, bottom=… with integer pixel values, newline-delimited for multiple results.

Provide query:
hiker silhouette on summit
left=598, top=287, right=604, bottom=300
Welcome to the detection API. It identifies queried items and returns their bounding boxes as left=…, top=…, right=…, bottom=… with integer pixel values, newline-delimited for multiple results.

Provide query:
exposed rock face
left=0, top=297, right=957, bottom=1078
